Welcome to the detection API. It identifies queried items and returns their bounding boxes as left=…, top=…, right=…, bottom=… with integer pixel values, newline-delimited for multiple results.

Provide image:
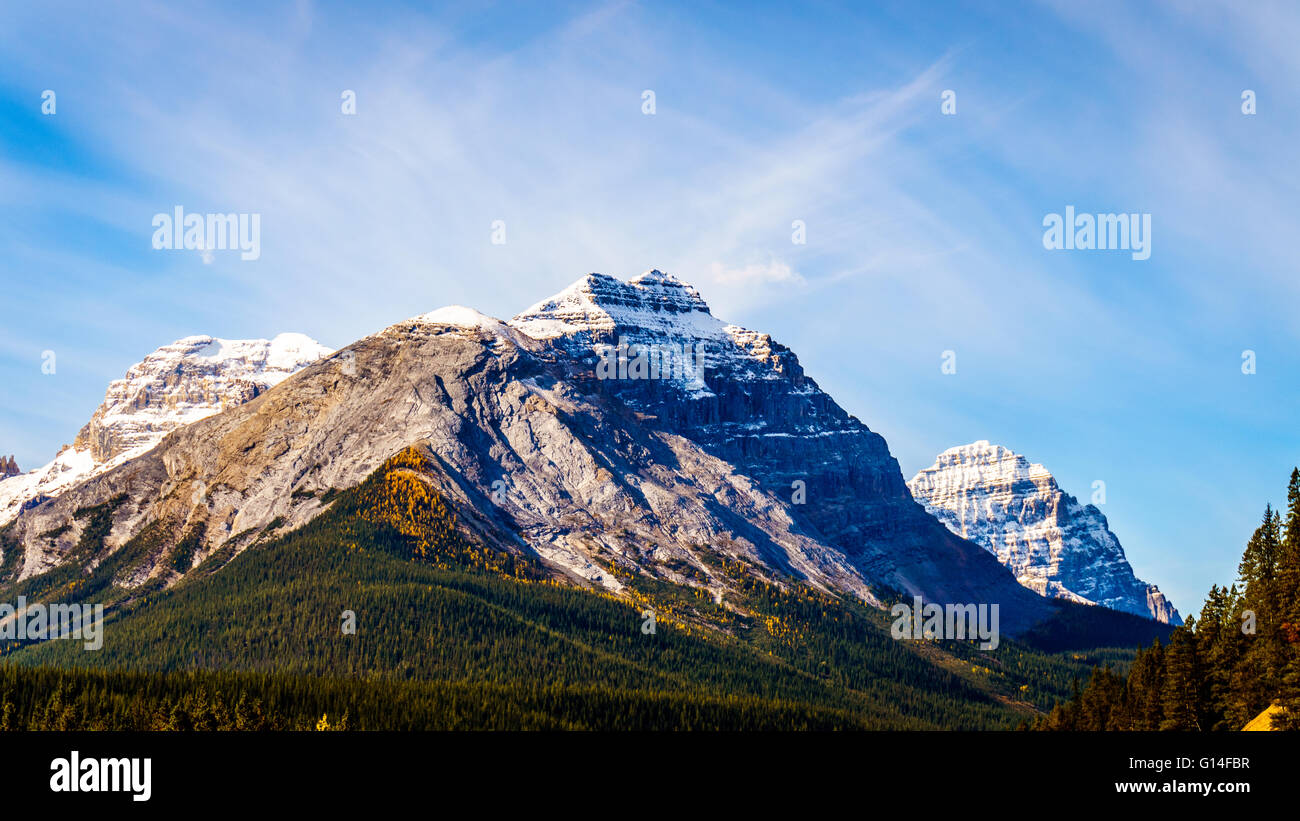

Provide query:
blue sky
left=2, top=0, right=1297, bottom=613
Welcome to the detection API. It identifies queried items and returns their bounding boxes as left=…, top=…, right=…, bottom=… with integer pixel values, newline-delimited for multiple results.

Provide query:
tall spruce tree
left=1232, top=506, right=1284, bottom=720
left=1125, top=639, right=1165, bottom=730
left=1161, top=621, right=1203, bottom=730
left=1197, top=585, right=1236, bottom=729
left=1275, top=470, right=1300, bottom=728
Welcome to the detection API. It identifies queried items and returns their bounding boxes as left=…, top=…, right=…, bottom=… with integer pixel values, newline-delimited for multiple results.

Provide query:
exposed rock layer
left=0, top=334, right=331, bottom=525
left=908, top=441, right=1179, bottom=624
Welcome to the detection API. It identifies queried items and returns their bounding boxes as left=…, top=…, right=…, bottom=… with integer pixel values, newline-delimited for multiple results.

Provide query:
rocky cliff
left=510, top=271, right=1054, bottom=622
left=908, top=441, right=1179, bottom=624
left=0, top=333, right=331, bottom=525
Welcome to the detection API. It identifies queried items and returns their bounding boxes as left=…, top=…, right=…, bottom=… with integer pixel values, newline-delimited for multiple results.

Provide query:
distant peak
left=909, top=440, right=1180, bottom=624
left=158, top=333, right=331, bottom=363
left=1, top=329, right=333, bottom=524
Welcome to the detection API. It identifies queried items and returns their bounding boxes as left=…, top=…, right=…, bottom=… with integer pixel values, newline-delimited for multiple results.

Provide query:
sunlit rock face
left=0, top=333, right=331, bottom=525
left=909, top=441, right=1179, bottom=624
left=512, top=271, right=1055, bottom=629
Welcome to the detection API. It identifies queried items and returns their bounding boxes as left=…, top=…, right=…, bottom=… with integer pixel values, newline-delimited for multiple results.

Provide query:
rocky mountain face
left=1, top=307, right=870, bottom=602
left=1, top=272, right=1055, bottom=631
left=510, top=271, right=1054, bottom=624
left=1, top=456, right=17, bottom=478
left=907, top=441, right=1179, bottom=624
left=0, top=333, right=332, bottom=525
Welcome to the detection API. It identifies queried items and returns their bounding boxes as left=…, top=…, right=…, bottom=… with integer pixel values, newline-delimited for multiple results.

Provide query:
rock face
left=0, top=457, right=17, bottom=478
left=1, top=272, right=1054, bottom=632
left=907, top=441, right=1180, bottom=624
left=1, top=308, right=874, bottom=603
left=0, top=333, right=331, bottom=525
left=510, top=271, right=1054, bottom=625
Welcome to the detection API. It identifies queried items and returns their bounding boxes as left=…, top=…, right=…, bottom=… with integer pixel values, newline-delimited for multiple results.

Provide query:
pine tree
left=1232, top=506, right=1284, bottom=717
left=1161, top=621, right=1203, bottom=730
left=1274, top=470, right=1300, bottom=728
left=1239, top=506, right=1282, bottom=625
left=1078, top=666, right=1124, bottom=730
left=1123, top=640, right=1164, bottom=730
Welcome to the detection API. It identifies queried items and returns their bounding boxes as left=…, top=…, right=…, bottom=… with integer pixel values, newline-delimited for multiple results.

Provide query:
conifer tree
left=1275, top=470, right=1300, bottom=727
left=1124, top=640, right=1164, bottom=730
left=1161, top=622, right=1203, bottom=730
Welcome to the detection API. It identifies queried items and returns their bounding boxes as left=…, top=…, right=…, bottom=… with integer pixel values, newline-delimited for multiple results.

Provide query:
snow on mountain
left=511, top=270, right=789, bottom=396
left=1, top=296, right=878, bottom=602
left=0, top=333, right=332, bottom=525
left=4, top=271, right=1054, bottom=631
left=907, top=440, right=1180, bottom=624
left=512, top=270, right=725, bottom=342
left=415, top=305, right=508, bottom=331
left=509, top=271, right=1056, bottom=628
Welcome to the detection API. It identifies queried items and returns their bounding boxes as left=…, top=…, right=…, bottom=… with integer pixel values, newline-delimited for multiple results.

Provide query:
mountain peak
left=934, top=441, right=1052, bottom=482
left=628, top=268, right=682, bottom=287
left=625, top=268, right=708, bottom=307
left=509, top=269, right=719, bottom=342
left=0, top=332, right=332, bottom=525
left=941, top=440, right=1018, bottom=460
left=909, top=442, right=1180, bottom=624
left=134, top=334, right=332, bottom=384
left=415, top=305, right=508, bottom=330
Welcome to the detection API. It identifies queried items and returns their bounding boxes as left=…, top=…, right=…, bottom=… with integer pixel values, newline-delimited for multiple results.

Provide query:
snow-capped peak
left=0, top=332, right=332, bottom=525
left=506, top=269, right=806, bottom=397
left=509, top=270, right=725, bottom=342
left=931, top=440, right=1053, bottom=483
left=405, top=305, right=541, bottom=352
left=120, top=333, right=332, bottom=393
left=415, top=305, right=506, bottom=330
left=909, top=441, right=1180, bottom=624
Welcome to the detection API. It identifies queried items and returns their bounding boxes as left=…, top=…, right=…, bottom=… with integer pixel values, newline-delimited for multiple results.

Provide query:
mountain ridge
left=1, top=271, right=1173, bottom=637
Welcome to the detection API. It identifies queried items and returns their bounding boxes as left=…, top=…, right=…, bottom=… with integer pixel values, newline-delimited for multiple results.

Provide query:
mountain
left=3, top=447, right=1105, bottom=731
left=509, top=271, right=1055, bottom=626
left=1, top=456, right=17, bottom=478
left=0, top=333, right=332, bottom=526
left=907, top=441, right=1179, bottom=624
left=0, top=271, right=1054, bottom=631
